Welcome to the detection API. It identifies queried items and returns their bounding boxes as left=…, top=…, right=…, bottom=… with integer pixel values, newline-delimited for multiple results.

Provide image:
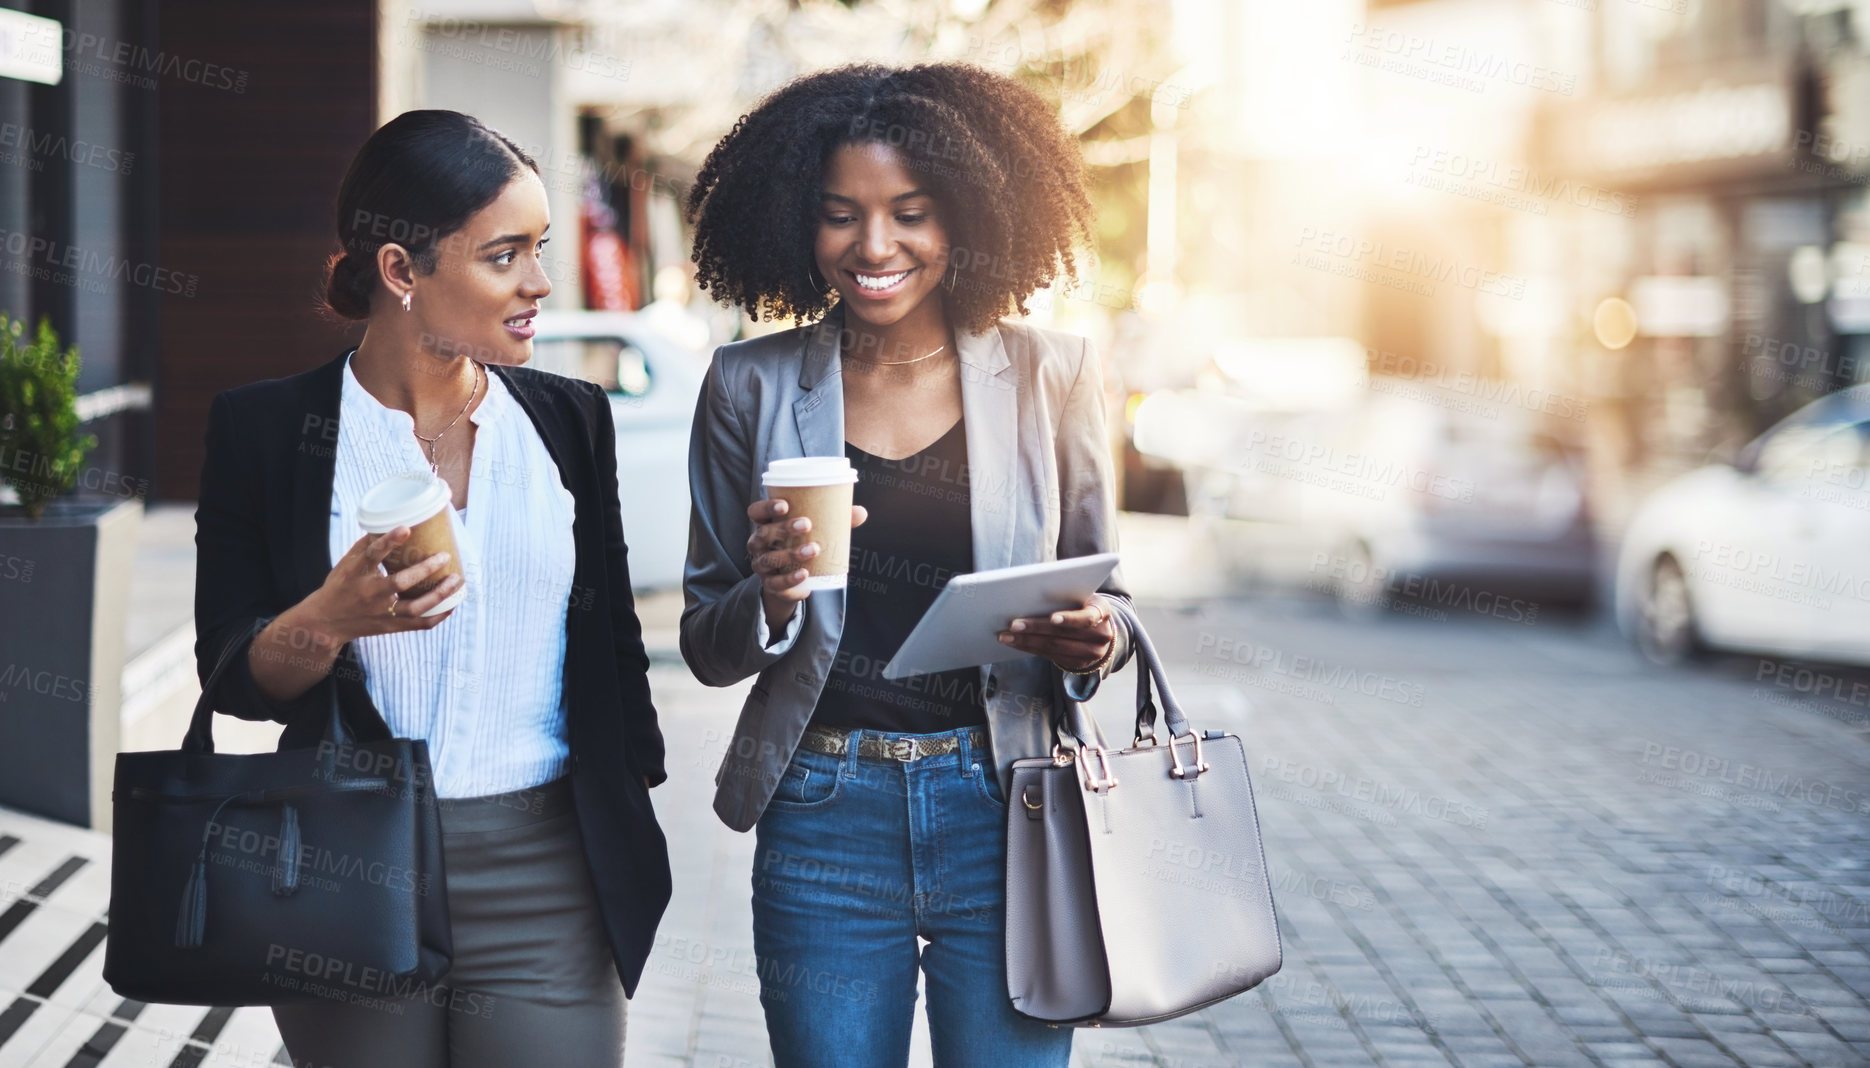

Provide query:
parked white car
left=528, top=310, right=708, bottom=592
left=1616, top=385, right=1870, bottom=664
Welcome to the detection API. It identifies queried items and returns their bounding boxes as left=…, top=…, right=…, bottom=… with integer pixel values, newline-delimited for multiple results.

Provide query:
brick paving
left=626, top=594, right=1870, bottom=1067
left=3, top=590, right=1868, bottom=1066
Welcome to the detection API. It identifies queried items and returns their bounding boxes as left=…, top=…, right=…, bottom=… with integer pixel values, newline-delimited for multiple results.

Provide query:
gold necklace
left=412, top=361, right=483, bottom=474
left=845, top=343, right=948, bottom=367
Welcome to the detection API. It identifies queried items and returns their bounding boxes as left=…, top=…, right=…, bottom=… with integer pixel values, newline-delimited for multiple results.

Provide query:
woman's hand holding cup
left=746, top=498, right=867, bottom=635
left=308, top=527, right=463, bottom=643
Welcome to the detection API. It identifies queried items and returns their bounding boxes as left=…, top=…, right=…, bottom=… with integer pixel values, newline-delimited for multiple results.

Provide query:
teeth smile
left=853, top=270, right=910, bottom=291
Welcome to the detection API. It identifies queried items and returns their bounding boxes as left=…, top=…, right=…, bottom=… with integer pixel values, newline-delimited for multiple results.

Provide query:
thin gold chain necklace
left=412, top=360, right=483, bottom=474
left=846, top=343, right=947, bottom=367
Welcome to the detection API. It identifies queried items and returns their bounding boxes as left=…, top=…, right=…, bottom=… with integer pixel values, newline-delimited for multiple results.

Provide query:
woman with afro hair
left=679, top=63, right=1137, bottom=1067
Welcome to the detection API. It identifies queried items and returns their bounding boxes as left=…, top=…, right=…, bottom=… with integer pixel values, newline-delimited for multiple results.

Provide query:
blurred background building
left=10, top=0, right=1870, bottom=817
left=0, top=0, right=1863, bottom=513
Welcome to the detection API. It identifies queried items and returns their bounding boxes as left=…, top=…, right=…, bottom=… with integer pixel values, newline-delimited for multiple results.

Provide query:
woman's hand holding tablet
left=997, top=598, right=1116, bottom=673
left=880, top=552, right=1121, bottom=679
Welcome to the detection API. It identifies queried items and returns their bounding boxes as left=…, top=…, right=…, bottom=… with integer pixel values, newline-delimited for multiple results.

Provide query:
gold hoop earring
left=943, top=259, right=959, bottom=293
left=807, top=262, right=829, bottom=294
left=401, top=290, right=413, bottom=312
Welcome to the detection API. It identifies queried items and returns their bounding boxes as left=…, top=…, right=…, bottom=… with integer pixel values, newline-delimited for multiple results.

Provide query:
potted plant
left=0, top=313, right=141, bottom=829
left=0, top=315, right=99, bottom=517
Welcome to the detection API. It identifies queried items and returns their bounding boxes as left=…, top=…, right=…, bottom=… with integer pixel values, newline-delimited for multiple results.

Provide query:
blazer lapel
left=792, top=312, right=844, bottom=458
left=286, top=350, right=395, bottom=740
left=291, top=352, right=349, bottom=602
left=956, top=323, right=1017, bottom=574
left=490, top=364, right=580, bottom=503
left=489, top=364, right=585, bottom=723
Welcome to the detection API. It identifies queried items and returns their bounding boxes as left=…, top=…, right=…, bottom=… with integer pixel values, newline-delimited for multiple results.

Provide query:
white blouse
left=328, top=351, right=577, bottom=799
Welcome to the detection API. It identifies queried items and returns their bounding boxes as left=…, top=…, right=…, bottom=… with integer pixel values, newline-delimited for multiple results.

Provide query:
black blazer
left=192, top=349, right=671, bottom=997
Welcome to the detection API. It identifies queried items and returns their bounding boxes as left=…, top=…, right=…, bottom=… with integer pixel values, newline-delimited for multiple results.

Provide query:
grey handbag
left=1005, top=597, right=1282, bottom=1026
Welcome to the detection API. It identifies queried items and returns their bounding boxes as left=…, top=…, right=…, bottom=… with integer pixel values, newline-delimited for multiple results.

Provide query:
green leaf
left=0, top=315, right=96, bottom=521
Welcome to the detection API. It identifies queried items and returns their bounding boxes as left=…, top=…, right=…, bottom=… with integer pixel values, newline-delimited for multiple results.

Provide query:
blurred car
left=1616, top=385, right=1870, bottom=665
left=527, top=310, right=707, bottom=592
left=1302, top=386, right=1598, bottom=616
left=1133, top=338, right=1370, bottom=527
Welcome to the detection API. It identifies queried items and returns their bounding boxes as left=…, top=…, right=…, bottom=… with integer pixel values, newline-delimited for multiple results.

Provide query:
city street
left=627, top=589, right=1870, bottom=1068
left=5, top=566, right=1865, bottom=1067
left=4, top=2, right=1869, bottom=1067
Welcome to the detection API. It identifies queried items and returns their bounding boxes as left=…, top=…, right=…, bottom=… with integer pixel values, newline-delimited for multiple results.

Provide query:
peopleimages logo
left=59, top=29, right=249, bottom=93
left=1343, top=22, right=1577, bottom=96
left=0, top=123, right=134, bottom=174
left=1407, top=146, right=1634, bottom=217
left=1195, top=631, right=1428, bottom=706
left=1294, top=227, right=1528, bottom=298
left=1638, top=742, right=1870, bottom=815
left=206, top=819, right=432, bottom=897
left=264, top=944, right=494, bottom=1018
left=0, top=228, right=197, bottom=295
left=1260, top=756, right=1489, bottom=829
left=0, top=663, right=85, bottom=703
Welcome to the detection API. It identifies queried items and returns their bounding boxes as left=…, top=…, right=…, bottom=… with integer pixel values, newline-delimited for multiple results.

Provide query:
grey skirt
left=272, top=775, right=627, bottom=1068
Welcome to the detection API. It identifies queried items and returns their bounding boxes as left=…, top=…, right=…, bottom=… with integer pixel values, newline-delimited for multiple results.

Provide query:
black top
left=810, top=417, right=987, bottom=734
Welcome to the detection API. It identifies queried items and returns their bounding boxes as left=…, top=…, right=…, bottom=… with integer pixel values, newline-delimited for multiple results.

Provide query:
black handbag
left=104, top=618, right=452, bottom=1006
left=1005, top=597, right=1282, bottom=1026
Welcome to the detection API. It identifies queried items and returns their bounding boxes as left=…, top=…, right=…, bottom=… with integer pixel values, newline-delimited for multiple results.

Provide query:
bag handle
left=1054, top=682, right=1111, bottom=751
left=1053, top=598, right=1211, bottom=783
left=182, top=616, right=355, bottom=756
left=1096, top=598, right=1190, bottom=742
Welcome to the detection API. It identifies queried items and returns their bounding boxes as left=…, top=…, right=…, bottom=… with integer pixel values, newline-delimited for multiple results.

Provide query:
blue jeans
left=751, top=725, right=1074, bottom=1068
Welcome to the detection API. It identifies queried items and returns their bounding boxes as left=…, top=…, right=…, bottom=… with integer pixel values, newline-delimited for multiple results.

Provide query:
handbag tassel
left=175, top=794, right=242, bottom=949
left=273, top=803, right=301, bottom=896
left=174, top=852, right=208, bottom=949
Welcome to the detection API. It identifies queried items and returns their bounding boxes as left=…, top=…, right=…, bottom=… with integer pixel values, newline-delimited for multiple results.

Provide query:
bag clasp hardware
left=1167, top=731, right=1209, bottom=779
left=1077, top=745, right=1119, bottom=792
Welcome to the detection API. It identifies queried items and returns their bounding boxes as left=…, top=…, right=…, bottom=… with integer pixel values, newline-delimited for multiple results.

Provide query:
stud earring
left=401, top=290, right=413, bottom=312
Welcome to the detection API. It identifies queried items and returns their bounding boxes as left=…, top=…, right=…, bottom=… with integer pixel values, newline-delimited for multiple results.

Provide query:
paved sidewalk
left=0, top=809, right=288, bottom=1067
left=3, top=515, right=1868, bottom=1066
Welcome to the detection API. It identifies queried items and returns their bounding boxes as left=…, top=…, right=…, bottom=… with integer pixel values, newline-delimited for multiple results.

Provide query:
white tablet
left=881, top=552, right=1121, bottom=680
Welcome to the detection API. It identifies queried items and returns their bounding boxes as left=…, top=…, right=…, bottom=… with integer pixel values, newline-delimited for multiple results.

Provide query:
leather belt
left=798, top=725, right=985, bottom=764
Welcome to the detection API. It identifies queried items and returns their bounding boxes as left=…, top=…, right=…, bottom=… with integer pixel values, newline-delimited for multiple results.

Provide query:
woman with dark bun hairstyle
left=681, top=64, right=1134, bottom=1066
left=192, top=109, right=669, bottom=1066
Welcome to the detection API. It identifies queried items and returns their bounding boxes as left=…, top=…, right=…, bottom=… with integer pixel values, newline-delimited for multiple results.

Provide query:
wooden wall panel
left=155, top=2, right=376, bottom=501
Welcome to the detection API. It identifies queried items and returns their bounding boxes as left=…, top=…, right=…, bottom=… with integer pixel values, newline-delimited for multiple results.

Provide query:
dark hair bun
left=323, top=252, right=373, bottom=321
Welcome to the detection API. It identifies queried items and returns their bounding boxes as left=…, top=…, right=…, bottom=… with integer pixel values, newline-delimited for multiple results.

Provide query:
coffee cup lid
left=359, top=470, right=450, bottom=532
left=762, top=456, right=858, bottom=487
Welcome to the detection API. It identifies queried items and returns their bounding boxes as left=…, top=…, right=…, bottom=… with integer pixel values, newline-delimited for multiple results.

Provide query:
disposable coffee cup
left=359, top=470, right=466, bottom=616
left=762, top=457, right=859, bottom=591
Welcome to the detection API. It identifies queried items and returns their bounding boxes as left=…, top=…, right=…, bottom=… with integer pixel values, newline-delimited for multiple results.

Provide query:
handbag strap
left=1056, top=682, right=1111, bottom=751
left=183, top=616, right=354, bottom=756
left=1098, top=598, right=1191, bottom=742
left=1052, top=597, right=1191, bottom=750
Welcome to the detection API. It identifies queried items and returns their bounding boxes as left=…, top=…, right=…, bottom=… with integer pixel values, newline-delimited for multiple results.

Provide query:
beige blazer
left=680, top=307, right=1135, bottom=831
